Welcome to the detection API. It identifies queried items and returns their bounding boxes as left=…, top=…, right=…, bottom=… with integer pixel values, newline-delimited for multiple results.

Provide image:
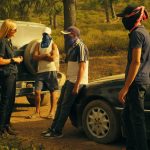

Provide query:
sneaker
left=47, top=113, right=54, bottom=119
left=44, top=131, right=63, bottom=139
left=25, top=113, right=40, bottom=119
left=6, top=126, right=18, bottom=135
left=41, top=128, right=52, bottom=135
left=0, top=130, right=11, bottom=138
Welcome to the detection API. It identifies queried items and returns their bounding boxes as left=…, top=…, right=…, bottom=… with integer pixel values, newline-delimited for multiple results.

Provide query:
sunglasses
left=11, top=28, right=17, bottom=32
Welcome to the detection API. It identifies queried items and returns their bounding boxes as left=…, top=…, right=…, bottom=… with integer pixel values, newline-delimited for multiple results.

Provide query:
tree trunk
left=63, top=0, right=76, bottom=54
left=104, top=0, right=110, bottom=23
left=49, top=15, right=53, bottom=26
left=109, top=0, right=116, bottom=19
left=53, top=14, right=57, bottom=29
left=140, top=0, right=145, bottom=5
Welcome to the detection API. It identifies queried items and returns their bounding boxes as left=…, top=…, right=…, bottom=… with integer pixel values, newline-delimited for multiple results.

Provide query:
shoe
left=47, top=113, right=54, bottom=119
left=44, top=131, right=63, bottom=139
left=25, top=113, right=40, bottom=119
left=0, top=129, right=10, bottom=138
left=8, top=123, right=15, bottom=131
left=41, top=128, right=52, bottom=135
left=6, top=126, right=18, bottom=135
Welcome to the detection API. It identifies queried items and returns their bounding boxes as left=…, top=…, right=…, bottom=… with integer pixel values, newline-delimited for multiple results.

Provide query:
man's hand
left=72, top=84, right=80, bottom=95
left=45, top=54, right=53, bottom=61
left=118, top=86, right=129, bottom=104
left=13, top=56, right=23, bottom=64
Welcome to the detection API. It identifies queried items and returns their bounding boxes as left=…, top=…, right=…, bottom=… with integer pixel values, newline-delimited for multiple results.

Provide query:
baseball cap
left=43, top=27, right=51, bottom=35
left=117, top=5, right=137, bottom=17
left=61, top=26, right=80, bottom=37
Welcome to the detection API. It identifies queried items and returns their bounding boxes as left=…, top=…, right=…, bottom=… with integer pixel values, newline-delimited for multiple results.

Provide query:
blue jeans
left=51, top=80, right=83, bottom=134
left=122, top=83, right=149, bottom=150
left=0, top=74, right=16, bottom=131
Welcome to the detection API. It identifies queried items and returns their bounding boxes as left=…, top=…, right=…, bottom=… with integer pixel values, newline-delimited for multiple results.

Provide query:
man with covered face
left=42, top=26, right=89, bottom=138
left=117, top=5, right=150, bottom=150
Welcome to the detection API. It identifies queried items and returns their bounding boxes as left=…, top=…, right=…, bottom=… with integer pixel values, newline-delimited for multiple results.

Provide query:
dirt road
left=11, top=97, right=124, bottom=150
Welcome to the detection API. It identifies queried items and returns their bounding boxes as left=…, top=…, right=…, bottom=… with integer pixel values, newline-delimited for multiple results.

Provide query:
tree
left=33, top=0, right=63, bottom=28
left=17, top=0, right=32, bottom=20
left=109, top=0, right=116, bottom=19
left=0, top=0, right=19, bottom=19
left=103, top=0, right=110, bottom=22
left=63, top=0, right=76, bottom=29
left=63, top=0, right=76, bottom=54
left=99, top=0, right=118, bottom=22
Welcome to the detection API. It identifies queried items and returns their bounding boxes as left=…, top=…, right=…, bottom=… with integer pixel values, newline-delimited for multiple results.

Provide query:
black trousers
left=0, top=74, right=16, bottom=131
left=51, top=80, right=84, bottom=133
left=122, top=83, right=149, bottom=150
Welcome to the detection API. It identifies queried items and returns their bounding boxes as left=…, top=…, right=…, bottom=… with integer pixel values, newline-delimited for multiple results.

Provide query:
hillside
left=28, top=0, right=150, bottom=80
left=29, top=0, right=150, bottom=56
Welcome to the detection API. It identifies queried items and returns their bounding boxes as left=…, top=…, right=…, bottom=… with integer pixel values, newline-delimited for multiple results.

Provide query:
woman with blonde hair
left=0, top=19, right=23, bottom=137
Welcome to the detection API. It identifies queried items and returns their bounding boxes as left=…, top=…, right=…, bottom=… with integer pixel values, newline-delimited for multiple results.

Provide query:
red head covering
left=125, top=6, right=148, bottom=32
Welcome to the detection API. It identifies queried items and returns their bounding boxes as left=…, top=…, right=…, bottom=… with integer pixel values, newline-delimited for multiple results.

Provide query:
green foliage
left=0, top=137, right=45, bottom=150
left=0, top=0, right=19, bottom=19
left=81, top=0, right=100, bottom=9
left=0, top=0, right=150, bottom=55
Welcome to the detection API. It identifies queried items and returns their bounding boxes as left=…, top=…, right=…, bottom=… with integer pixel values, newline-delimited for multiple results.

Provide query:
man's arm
left=45, top=42, right=59, bottom=62
left=32, top=43, right=48, bottom=61
left=72, top=62, right=86, bottom=95
left=118, top=47, right=141, bottom=104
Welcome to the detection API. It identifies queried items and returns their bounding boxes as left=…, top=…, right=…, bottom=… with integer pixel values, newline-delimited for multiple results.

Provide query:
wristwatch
left=10, top=58, right=15, bottom=63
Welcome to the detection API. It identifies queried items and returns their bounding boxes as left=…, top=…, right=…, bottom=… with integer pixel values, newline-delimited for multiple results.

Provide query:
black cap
left=117, top=5, right=137, bottom=17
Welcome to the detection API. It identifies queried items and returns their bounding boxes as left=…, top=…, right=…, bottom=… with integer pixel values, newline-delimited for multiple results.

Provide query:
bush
left=0, top=137, right=45, bottom=150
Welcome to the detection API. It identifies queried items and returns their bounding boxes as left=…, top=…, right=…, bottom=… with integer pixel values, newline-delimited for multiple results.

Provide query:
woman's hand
left=12, top=56, right=23, bottom=64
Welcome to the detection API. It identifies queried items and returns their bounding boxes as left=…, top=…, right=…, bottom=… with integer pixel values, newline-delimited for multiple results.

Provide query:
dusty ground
left=11, top=96, right=125, bottom=150
left=9, top=55, right=127, bottom=150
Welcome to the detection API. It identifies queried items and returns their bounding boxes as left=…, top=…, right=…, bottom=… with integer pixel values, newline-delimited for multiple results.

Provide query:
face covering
left=68, top=37, right=76, bottom=46
left=122, top=6, right=148, bottom=32
left=65, top=35, right=77, bottom=47
left=41, top=33, right=52, bottom=48
left=122, top=17, right=137, bottom=31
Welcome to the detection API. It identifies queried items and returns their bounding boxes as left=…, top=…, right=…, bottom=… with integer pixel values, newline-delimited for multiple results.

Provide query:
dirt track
left=11, top=97, right=124, bottom=150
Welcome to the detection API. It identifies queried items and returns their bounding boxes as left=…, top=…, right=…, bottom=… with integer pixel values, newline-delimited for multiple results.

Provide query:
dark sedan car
left=69, top=74, right=150, bottom=144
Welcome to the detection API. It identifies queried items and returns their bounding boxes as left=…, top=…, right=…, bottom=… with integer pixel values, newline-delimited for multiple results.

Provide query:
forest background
left=0, top=0, right=150, bottom=80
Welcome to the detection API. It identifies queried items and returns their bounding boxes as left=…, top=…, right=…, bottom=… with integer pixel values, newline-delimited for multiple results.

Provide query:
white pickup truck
left=0, top=21, right=65, bottom=106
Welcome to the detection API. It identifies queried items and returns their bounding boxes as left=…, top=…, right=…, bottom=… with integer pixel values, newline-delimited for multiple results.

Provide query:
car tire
left=82, top=100, right=121, bottom=144
left=24, top=40, right=66, bottom=87
left=24, top=39, right=40, bottom=75
left=26, top=93, right=49, bottom=106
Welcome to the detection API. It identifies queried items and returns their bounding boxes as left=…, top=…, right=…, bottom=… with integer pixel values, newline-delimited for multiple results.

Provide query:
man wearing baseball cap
left=117, top=5, right=150, bottom=150
left=42, top=26, right=89, bottom=138
left=27, top=27, right=59, bottom=119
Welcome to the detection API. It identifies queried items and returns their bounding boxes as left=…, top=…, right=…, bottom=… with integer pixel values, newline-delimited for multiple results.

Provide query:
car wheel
left=26, top=93, right=49, bottom=106
left=24, top=39, right=40, bottom=75
left=24, top=40, right=66, bottom=87
left=82, top=100, right=120, bottom=144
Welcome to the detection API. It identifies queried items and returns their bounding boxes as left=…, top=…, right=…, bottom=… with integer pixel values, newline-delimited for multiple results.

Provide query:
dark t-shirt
left=125, top=25, right=150, bottom=84
left=0, top=38, right=18, bottom=74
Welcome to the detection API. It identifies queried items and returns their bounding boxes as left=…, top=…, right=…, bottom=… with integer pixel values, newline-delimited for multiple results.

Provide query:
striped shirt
left=67, top=39, right=89, bottom=84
